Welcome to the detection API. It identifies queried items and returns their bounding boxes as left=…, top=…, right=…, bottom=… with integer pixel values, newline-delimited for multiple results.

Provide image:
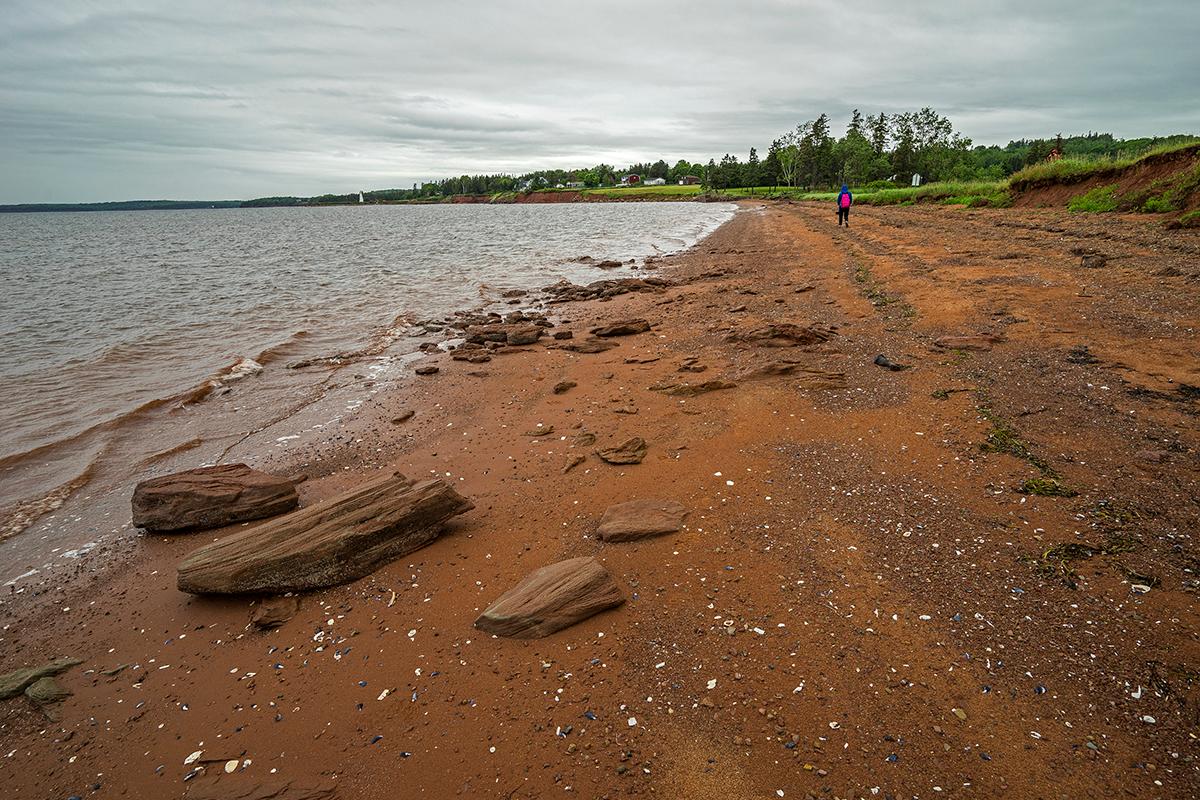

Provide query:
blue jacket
left=837, top=185, right=852, bottom=209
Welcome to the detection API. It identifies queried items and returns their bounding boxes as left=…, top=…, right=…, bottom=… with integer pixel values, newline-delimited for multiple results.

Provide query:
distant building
left=565, top=181, right=585, bottom=188
left=644, top=177, right=666, bottom=186
left=679, top=175, right=701, bottom=185
left=621, top=174, right=641, bottom=185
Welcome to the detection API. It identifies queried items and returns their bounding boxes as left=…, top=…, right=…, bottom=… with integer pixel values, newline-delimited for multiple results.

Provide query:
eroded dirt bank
left=2, top=202, right=1198, bottom=799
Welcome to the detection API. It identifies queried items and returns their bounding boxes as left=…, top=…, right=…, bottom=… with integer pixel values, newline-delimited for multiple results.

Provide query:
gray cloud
left=1, top=0, right=1197, bottom=202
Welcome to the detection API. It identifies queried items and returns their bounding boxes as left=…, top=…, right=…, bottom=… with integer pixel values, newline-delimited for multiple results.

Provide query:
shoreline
left=2, top=200, right=1198, bottom=798
left=0, top=201, right=736, bottom=564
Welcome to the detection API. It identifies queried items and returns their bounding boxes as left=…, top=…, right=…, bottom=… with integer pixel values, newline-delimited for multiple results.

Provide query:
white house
left=644, top=177, right=666, bottom=186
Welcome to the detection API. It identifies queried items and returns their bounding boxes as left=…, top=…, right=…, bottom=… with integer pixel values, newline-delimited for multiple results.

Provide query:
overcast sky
left=2, top=1, right=1197, bottom=203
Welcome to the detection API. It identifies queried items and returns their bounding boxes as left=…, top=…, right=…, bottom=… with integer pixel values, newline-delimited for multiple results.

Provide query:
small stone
left=414, top=365, right=439, bottom=375
left=952, top=708, right=967, bottom=721
left=553, top=381, right=577, bottom=395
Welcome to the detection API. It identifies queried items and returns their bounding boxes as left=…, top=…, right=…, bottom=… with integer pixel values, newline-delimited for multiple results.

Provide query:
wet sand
left=2, top=201, right=1198, bottom=799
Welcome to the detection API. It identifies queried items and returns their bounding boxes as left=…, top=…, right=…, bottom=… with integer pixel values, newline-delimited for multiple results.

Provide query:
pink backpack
left=840, top=193, right=851, bottom=209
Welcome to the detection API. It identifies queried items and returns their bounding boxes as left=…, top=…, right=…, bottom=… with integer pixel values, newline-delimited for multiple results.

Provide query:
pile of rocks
left=542, top=277, right=672, bottom=303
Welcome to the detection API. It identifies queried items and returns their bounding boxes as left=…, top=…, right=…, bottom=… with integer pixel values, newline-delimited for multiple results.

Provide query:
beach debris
left=414, top=365, right=439, bottom=375
left=934, top=334, right=1005, bottom=351
left=873, top=354, right=909, bottom=371
left=0, top=657, right=82, bottom=700
left=596, top=499, right=688, bottom=542
left=131, top=464, right=299, bottom=533
left=475, top=556, right=624, bottom=639
left=176, top=474, right=473, bottom=594
left=590, top=318, right=651, bottom=337
left=649, top=379, right=737, bottom=397
left=553, top=380, right=577, bottom=394
left=726, top=323, right=835, bottom=347
left=596, top=437, right=648, bottom=465
left=251, top=595, right=301, bottom=629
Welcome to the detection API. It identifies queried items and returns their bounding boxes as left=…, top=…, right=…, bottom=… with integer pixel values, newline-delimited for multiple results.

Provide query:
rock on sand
left=474, top=556, right=625, bottom=638
left=596, top=499, right=687, bottom=542
left=176, top=474, right=473, bottom=594
left=131, top=464, right=299, bottom=533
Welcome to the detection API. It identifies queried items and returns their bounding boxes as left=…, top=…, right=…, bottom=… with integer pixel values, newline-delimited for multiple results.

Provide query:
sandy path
left=1, top=202, right=1197, bottom=799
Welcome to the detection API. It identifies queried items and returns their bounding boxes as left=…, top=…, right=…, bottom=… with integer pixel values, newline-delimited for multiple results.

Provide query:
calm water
left=0, top=202, right=735, bottom=520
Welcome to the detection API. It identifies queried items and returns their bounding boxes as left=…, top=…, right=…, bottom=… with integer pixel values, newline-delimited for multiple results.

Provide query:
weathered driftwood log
left=132, top=463, right=299, bottom=532
left=474, top=557, right=624, bottom=638
left=177, top=474, right=473, bottom=594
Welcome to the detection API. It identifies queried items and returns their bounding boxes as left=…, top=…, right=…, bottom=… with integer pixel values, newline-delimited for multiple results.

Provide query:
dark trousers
left=837, top=207, right=850, bottom=225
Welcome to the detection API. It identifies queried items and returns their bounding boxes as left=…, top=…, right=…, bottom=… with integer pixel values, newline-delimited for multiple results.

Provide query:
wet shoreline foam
left=0, top=202, right=738, bottom=576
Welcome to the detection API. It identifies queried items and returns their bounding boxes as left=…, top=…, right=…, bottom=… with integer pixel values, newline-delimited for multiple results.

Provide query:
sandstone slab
left=596, top=437, right=647, bottom=464
left=558, top=338, right=619, bottom=354
left=596, top=499, right=687, bottom=542
left=934, top=334, right=1004, bottom=351
left=650, top=379, right=737, bottom=397
left=474, top=557, right=624, bottom=638
left=590, top=318, right=651, bottom=337
left=727, top=323, right=835, bottom=347
left=177, top=474, right=473, bottom=594
left=132, top=464, right=299, bottom=533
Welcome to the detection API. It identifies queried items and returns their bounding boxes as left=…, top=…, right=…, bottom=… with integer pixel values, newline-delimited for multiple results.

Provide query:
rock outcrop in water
left=474, top=557, right=624, bottom=638
left=176, top=474, right=473, bottom=594
left=132, top=464, right=299, bottom=533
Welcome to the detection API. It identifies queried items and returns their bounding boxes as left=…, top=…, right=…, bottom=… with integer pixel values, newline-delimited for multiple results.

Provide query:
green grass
left=1068, top=184, right=1121, bottom=213
left=1178, top=209, right=1200, bottom=228
left=1009, top=139, right=1200, bottom=189
left=580, top=184, right=702, bottom=199
left=1012, top=140, right=1200, bottom=190
left=711, top=181, right=1010, bottom=208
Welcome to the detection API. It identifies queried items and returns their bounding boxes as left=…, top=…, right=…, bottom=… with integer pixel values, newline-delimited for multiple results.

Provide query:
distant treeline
left=0, top=199, right=242, bottom=213
left=242, top=110, right=1197, bottom=206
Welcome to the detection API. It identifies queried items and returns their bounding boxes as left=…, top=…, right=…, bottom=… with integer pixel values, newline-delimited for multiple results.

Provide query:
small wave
left=0, top=462, right=96, bottom=543
left=136, top=436, right=204, bottom=467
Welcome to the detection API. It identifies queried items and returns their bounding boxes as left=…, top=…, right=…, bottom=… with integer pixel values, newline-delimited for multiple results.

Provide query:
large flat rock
left=596, top=499, right=687, bottom=542
left=474, top=557, right=624, bottom=638
left=132, top=463, right=299, bottom=533
left=177, top=474, right=473, bottom=595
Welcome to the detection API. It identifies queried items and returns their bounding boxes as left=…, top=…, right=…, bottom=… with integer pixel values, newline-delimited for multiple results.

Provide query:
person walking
left=836, top=184, right=853, bottom=227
